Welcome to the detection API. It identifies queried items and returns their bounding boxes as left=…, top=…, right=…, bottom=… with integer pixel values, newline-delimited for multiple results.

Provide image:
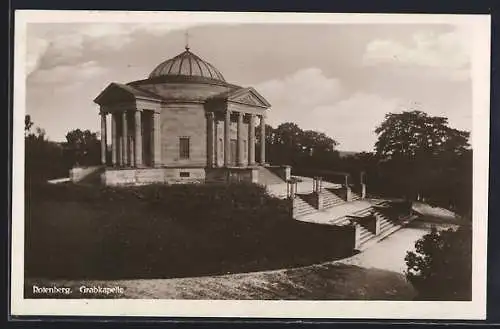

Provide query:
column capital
left=206, top=111, right=215, bottom=118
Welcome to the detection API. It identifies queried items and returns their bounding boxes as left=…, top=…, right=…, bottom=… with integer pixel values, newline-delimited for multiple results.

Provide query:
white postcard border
left=11, top=10, right=491, bottom=319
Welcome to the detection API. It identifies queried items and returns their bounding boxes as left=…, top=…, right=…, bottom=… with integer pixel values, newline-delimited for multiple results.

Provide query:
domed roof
left=149, top=47, right=226, bottom=82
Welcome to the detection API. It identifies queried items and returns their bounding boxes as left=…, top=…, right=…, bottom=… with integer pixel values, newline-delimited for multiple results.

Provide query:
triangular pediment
left=94, top=83, right=162, bottom=105
left=226, top=87, right=271, bottom=108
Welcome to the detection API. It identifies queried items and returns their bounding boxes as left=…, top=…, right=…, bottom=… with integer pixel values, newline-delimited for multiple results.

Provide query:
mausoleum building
left=93, top=46, right=283, bottom=185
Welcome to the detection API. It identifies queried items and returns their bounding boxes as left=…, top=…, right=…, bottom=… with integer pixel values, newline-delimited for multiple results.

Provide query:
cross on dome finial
left=184, top=31, right=190, bottom=51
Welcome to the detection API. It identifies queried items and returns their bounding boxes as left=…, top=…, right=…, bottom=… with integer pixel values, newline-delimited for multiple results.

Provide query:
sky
left=25, top=21, right=473, bottom=152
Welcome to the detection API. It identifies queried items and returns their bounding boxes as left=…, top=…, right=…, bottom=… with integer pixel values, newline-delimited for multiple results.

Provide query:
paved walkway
left=337, top=227, right=430, bottom=274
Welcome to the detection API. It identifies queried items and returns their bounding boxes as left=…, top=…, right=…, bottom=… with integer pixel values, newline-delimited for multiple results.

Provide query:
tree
left=262, top=122, right=339, bottom=168
left=65, top=129, right=101, bottom=167
left=25, top=115, right=34, bottom=136
left=373, top=110, right=472, bottom=213
left=25, top=119, right=67, bottom=182
left=375, top=110, right=470, bottom=159
left=405, top=225, right=472, bottom=300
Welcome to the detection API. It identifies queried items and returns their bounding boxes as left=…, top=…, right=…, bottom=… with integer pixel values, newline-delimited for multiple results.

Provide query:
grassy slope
left=25, top=183, right=355, bottom=280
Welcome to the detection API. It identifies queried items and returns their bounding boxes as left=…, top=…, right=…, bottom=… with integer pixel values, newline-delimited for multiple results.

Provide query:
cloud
left=255, top=68, right=400, bottom=151
left=28, top=60, right=108, bottom=86
left=27, top=22, right=203, bottom=76
left=362, top=27, right=471, bottom=81
left=309, top=93, right=401, bottom=151
left=256, top=67, right=343, bottom=122
left=26, top=36, right=50, bottom=75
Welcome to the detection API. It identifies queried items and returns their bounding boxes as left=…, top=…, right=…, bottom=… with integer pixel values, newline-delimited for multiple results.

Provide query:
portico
left=97, top=94, right=162, bottom=169
left=206, top=111, right=266, bottom=168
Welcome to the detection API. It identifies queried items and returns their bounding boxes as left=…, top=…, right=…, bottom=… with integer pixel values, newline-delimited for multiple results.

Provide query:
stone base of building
left=99, top=166, right=265, bottom=186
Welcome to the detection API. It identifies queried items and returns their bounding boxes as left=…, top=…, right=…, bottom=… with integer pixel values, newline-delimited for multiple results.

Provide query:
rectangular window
left=179, top=137, right=190, bottom=159
left=180, top=171, right=190, bottom=178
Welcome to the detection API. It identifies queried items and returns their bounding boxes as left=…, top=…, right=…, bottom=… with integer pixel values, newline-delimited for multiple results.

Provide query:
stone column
left=237, top=112, right=244, bottom=166
left=224, top=109, right=231, bottom=167
left=100, top=112, right=107, bottom=165
left=122, top=111, right=128, bottom=166
left=260, top=114, right=266, bottom=165
left=152, top=111, right=161, bottom=167
left=111, top=113, right=117, bottom=166
left=207, top=112, right=215, bottom=167
left=248, top=114, right=256, bottom=166
left=134, top=110, right=143, bottom=167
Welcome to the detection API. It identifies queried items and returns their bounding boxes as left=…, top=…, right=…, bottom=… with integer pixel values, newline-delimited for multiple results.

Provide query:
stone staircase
left=351, top=192, right=361, bottom=201
left=293, top=194, right=317, bottom=218
left=291, top=191, right=413, bottom=252
left=322, top=189, right=345, bottom=209
left=352, top=205, right=398, bottom=236
left=347, top=202, right=403, bottom=250
left=357, top=225, right=375, bottom=246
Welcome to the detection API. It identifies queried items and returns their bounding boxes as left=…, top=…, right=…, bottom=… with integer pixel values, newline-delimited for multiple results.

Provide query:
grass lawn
left=25, top=182, right=356, bottom=280
left=25, top=262, right=416, bottom=300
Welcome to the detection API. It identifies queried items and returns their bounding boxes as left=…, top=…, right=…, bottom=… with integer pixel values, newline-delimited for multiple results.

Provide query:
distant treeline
left=25, top=109, right=472, bottom=217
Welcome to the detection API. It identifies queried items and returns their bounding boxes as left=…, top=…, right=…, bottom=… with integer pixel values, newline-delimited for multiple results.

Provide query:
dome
left=149, top=47, right=226, bottom=82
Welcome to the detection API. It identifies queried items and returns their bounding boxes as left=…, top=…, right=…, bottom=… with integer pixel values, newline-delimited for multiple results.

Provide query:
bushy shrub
left=404, top=225, right=472, bottom=300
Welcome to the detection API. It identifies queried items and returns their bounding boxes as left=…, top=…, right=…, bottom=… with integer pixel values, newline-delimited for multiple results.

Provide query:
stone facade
left=160, top=103, right=207, bottom=167
left=93, top=47, right=272, bottom=186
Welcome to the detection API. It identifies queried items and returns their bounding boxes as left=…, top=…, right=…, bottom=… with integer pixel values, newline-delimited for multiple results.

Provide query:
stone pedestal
left=315, top=192, right=324, bottom=210
left=346, top=187, right=353, bottom=202
left=365, top=214, right=381, bottom=235
left=283, top=165, right=291, bottom=181
left=354, top=224, right=363, bottom=249
left=249, top=168, right=259, bottom=183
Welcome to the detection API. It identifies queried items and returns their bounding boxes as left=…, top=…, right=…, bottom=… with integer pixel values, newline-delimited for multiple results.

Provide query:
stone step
left=324, top=200, right=343, bottom=206
left=357, top=223, right=404, bottom=251
left=380, top=223, right=395, bottom=233
left=293, top=198, right=317, bottom=218
left=359, top=228, right=375, bottom=245
left=294, top=207, right=315, bottom=215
